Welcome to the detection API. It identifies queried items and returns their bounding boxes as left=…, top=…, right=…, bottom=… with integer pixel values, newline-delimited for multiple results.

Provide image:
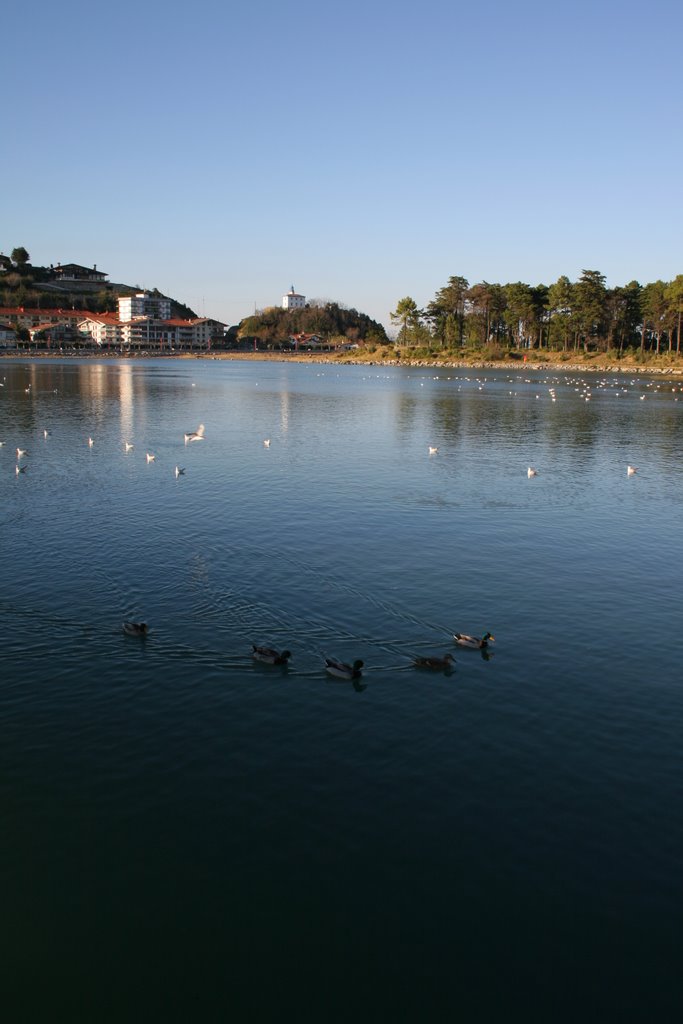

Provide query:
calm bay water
left=1, top=358, right=682, bottom=1021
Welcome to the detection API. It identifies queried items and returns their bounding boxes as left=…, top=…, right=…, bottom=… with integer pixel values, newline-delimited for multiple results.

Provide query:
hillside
left=236, top=302, right=389, bottom=347
left=0, top=257, right=197, bottom=319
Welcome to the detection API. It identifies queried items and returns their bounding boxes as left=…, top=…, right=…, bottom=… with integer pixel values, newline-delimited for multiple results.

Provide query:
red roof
left=0, top=306, right=96, bottom=319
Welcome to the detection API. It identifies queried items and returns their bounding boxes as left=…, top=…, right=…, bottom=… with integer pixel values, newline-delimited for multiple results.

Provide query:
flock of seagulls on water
left=4, top=418, right=213, bottom=480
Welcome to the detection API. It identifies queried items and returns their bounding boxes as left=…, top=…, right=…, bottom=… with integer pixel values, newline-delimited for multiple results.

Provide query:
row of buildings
left=0, top=287, right=227, bottom=352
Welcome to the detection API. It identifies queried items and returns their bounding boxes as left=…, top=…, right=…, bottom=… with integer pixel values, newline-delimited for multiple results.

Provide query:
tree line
left=391, top=272, right=683, bottom=355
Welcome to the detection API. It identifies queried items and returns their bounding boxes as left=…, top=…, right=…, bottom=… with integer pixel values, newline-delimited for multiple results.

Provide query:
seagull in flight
left=184, top=423, right=205, bottom=443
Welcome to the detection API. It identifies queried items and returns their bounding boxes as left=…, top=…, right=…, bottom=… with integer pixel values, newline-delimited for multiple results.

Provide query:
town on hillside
left=0, top=250, right=386, bottom=353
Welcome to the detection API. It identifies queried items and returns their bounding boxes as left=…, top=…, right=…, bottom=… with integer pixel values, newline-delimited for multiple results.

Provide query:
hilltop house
left=51, top=263, right=108, bottom=283
left=282, top=286, right=306, bottom=310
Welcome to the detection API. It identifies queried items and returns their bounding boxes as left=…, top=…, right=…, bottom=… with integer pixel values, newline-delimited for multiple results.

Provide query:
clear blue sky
left=3, top=0, right=681, bottom=331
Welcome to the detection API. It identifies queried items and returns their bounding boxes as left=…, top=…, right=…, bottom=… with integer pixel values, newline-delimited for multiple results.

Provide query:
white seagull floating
left=527, top=467, right=538, bottom=477
left=146, top=452, right=156, bottom=463
left=16, top=447, right=28, bottom=458
left=175, top=466, right=185, bottom=477
left=429, top=446, right=438, bottom=455
left=88, top=437, right=94, bottom=447
left=124, top=441, right=134, bottom=451
left=627, top=465, right=637, bottom=476
left=184, top=423, right=205, bottom=443
left=263, top=438, right=271, bottom=448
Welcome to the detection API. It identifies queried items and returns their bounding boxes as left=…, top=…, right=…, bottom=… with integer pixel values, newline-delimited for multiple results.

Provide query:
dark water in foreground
left=1, top=360, right=682, bottom=1021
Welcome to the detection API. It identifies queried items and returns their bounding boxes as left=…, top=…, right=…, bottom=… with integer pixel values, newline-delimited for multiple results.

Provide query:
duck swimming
left=252, top=645, right=291, bottom=665
left=325, top=657, right=364, bottom=680
left=123, top=622, right=148, bottom=637
left=454, top=632, right=495, bottom=649
left=413, top=653, right=455, bottom=671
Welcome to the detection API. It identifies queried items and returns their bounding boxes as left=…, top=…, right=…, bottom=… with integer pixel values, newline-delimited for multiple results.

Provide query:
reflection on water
left=1, top=358, right=683, bottom=1020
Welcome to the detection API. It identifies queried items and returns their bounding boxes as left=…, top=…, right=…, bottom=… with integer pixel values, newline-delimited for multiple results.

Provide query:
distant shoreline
left=2, top=349, right=683, bottom=377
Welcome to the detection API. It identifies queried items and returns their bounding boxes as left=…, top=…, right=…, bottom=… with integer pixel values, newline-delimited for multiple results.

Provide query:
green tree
left=547, top=276, right=574, bottom=351
left=390, top=296, right=422, bottom=346
left=503, top=282, right=536, bottom=348
left=573, top=270, right=607, bottom=351
left=605, top=281, right=642, bottom=354
left=664, top=275, right=683, bottom=354
left=425, top=275, right=469, bottom=347
left=11, top=246, right=30, bottom=268
left=641, top=281, right=668, bottom=354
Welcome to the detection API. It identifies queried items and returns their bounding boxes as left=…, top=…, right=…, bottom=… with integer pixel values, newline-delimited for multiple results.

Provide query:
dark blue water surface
left=1, top=359, right=682, bottom=1021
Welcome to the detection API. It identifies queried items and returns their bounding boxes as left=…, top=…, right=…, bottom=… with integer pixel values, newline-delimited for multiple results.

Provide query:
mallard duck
left=252, top=644, right=291, bottom=665
left=123, top=622, right=148, bottom=637
left=325, top=657, right=364, bottom=680
left=413, top=653, right=455, bottom=671
left=184, top=424, right=205, bottom=443
left=454, top=632, right=494, bottom=649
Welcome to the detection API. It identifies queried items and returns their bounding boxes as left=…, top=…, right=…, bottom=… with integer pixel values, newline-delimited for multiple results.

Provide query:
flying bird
left=184, top=424, right=205, bottom=443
